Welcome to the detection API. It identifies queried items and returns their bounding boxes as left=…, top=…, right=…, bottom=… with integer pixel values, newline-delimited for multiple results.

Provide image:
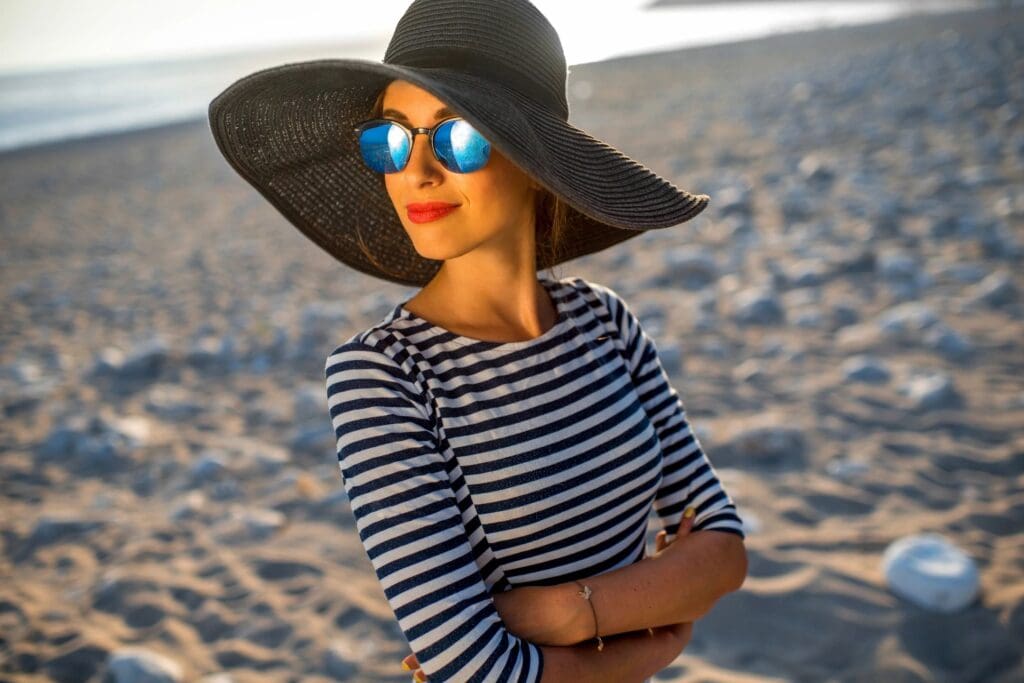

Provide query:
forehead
left=379, top=80, right=455, bottom=118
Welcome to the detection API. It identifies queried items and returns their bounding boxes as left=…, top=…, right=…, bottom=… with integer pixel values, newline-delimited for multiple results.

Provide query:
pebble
left=323, top=639, right=361, bottom=679
left=661, top=245, right=719, bottom=289
left=190, top=450, right=229, bottom=481
left=902, top=371, right=963, bottom=411
left=236, top=507, right=287, bottom=540
left=36, top=414, right=140, bottom=475
left=145, top=384, right=205, bottom=421
left=169, top=491, right=207, bottom=522
left=877, top=302, right=940, bottom=336
left=717, top=423, right=807, bottom=470
left=89, top=337, right=172, bottom=384
left=185, top=335, right=236, bottom=371
left=882, top=533, right=980, bottom=613
left=732, top=287, right=786, bottom=325
left=714, top=184, right=754, bottom=217
left=841, top=355, right=892, bottom=384
left=826, top=457, right=871, bottom=481
left=968, top=270, right=1018, bottom=308
left=107, top=647, right=183, bottom=683
left=922, top=324, right=974, bottom=362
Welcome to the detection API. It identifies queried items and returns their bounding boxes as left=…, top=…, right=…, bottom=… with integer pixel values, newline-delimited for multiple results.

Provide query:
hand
left=648, top=507, right=697, bottom=661
left=654, top=505, right=696, bottom=558
left=656, top=620, right=694, bottom=652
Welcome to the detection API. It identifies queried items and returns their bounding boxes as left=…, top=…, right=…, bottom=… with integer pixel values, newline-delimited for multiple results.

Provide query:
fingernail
left=414, top=671, right=427, bottom=682
left=401, top=661, right=412, bottom=671
left=684, top=507, right=695, bottom=519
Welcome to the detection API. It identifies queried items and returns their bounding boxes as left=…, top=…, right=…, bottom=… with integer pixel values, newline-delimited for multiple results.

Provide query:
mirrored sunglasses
left=354, top=116, right=492, bottom=174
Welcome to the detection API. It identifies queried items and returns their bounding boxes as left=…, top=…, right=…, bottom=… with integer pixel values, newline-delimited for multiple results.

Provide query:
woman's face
left=379, top=79, right=540, bottom=263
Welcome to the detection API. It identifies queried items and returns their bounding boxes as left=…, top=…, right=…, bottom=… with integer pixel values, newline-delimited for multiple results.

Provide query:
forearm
left=538, top=627, right=676, bottom=683
left=563, top=531, right=746, bottom=641
left=493, top=530, right=745, bottom=646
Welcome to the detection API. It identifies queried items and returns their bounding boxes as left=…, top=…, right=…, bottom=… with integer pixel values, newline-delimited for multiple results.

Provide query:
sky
left=0, top=0, right=978, bottom=75
left=0, top=0, right=652, bottom=73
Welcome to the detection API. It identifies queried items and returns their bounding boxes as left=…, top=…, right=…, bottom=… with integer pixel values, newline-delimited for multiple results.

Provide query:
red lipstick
left=407, top=201, right=459, bottom=223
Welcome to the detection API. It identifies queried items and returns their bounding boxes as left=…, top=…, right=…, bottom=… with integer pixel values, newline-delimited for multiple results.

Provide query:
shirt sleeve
left=325, top=340, right=545, bottom=683
left=589, top=282, right=746, bottom=543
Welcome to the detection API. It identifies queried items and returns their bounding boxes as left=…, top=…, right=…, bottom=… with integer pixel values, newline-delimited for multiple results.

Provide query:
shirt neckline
left=394, top=276, right=572, bottom=350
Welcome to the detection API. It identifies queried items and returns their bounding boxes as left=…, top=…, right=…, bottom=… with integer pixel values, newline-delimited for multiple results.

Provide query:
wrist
left=559, top=580, right=597, bottom=645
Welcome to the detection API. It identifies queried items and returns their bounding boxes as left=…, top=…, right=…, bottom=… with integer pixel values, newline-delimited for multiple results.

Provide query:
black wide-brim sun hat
left=208, top=0, right=710, bottom=288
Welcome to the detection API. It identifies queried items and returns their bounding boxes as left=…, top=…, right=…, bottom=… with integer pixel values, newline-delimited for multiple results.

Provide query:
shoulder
left=554, top=275, right=631, bottom=316
left=325, top=324, right=385, bottom=368
left=324, top=335, right=434, bottom=419
left=324, top=327, right=419, bottom=390
left=549, top=274, right=613, bottom=301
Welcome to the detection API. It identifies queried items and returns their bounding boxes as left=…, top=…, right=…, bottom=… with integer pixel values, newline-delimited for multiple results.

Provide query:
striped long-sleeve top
left=324, top=275, right=745, bottom=683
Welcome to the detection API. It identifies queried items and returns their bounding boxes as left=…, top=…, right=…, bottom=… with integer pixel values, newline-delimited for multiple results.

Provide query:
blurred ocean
left=0, top=0, right=979, bottom=154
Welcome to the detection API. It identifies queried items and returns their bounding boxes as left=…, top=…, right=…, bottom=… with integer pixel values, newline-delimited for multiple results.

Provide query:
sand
left=1, top=5, right=1022, bottom=682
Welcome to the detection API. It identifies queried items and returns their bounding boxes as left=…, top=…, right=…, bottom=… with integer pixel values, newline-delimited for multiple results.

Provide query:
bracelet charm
left=572, top=580, right=604, bottom=651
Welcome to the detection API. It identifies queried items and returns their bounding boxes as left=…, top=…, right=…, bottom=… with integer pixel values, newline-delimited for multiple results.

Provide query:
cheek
left=383, top=176, right=398, bottom=199
left=383, top=177, right=404, bottom=212
left=462, top=174, right=506, bottom=208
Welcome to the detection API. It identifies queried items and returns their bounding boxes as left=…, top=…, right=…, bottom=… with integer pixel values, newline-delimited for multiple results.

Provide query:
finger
left=402, top=654, right=419, bottom=671
left=655, top=530, right=666, bottom=552
left=675, top=507, right=696, bottom=535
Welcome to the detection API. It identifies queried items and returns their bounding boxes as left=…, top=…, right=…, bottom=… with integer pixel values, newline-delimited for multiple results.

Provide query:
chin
left=408, top=239, right=466, bottom=262
left=407, top=233, right=476, bottom=262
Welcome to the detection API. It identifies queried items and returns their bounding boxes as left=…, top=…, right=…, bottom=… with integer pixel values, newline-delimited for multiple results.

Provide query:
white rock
left=881, top=533, right=980, bottom=613
left=238, top=508, right=287, bottom=539
left=107, top=647, right=183, bottom=683
left=826, top=457, right=871, bottom=480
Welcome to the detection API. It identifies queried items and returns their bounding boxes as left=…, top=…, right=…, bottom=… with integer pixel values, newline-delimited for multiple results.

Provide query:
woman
left=209, top=1, right=747, bottom=681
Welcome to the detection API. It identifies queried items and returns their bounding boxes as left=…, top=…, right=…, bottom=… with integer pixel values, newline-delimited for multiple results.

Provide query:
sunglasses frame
left=352, top=116, right=490, bottom=174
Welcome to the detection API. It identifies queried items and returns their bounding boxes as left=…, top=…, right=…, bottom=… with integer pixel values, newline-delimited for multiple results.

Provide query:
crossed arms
left=492, top=528, right=748, bottom=646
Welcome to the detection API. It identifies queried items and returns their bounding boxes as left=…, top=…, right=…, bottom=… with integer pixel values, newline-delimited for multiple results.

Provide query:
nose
left=404, top=129, right=444, bottom=184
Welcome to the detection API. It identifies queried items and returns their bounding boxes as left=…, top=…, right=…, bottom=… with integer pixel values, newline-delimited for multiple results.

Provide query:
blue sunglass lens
left=358, top=122, right=410, bottom=174
left=357, top=119, right=491, bottom=174
left=434, top=119, right=491, bottom=173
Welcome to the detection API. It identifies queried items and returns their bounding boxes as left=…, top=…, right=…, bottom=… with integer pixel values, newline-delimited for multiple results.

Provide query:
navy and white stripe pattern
left=593, top=279, right=745, bottom=545
left=325, top=276, right=743, bottom=682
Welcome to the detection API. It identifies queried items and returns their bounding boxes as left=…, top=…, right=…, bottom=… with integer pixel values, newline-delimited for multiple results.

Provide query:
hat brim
left=208, top=58, right=709, bottom=288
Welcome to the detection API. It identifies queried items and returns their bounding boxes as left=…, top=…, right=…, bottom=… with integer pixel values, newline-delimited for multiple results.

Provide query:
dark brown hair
left=358, top=87, right=568, bottom=281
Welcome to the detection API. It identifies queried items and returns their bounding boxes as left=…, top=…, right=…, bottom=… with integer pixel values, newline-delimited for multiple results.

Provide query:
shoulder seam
left=562, top=275, right=601, bottom=303
left=333, top=338, right=421, bottom=389
left=336, top=335, right=441, bottom=438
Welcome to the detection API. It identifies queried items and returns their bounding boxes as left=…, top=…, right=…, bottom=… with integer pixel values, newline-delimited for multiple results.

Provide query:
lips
left=407, top=202, right=460, bottom=223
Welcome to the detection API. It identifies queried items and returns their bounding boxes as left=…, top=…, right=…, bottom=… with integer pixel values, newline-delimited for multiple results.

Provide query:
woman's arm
left=589, top=280, right=746, bottom=543
left=491, top=509, right=747, bottom=645
left=537, top=623, right=691, bottom=683
left=405, top=522, right=700, bottom=682
left=553, top=526, right=746, bottom=643
left=408, top=623, right=692, bottom=683
left=327, top=343, right=546, bottom=682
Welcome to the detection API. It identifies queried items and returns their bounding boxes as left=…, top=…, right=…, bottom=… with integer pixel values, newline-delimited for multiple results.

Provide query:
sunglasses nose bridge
left=404, top=126, right=441, bottom=169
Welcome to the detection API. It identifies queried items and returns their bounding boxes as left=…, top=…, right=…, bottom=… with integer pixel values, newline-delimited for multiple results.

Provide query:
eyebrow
left=381, top=106, right=457, bottom=122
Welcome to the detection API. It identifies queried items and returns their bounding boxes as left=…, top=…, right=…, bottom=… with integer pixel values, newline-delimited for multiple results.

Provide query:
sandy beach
left=2, top=5, right=1022, bottom=682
